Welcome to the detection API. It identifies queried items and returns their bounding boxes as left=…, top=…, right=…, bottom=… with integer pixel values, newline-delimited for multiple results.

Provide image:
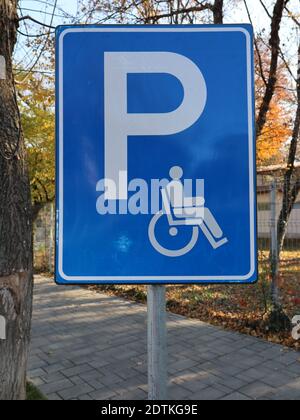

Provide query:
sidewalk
left=29, top=276, right=300, bottom=400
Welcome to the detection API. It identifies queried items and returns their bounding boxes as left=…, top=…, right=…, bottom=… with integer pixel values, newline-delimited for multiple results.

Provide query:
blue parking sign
left=56, top=25, right=257, bottom=284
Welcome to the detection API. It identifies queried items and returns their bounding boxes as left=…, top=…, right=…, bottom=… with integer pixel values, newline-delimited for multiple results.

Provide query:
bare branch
left=18, top=15, right=56, bottom=30
left=256, top=0, right=290, bottom=138
left=243, top=0, right=268, bottom=87
left=146, top=3, right=214, bottom=23
left=17, top=0, right=57, bottom=84
left=285, top=6, right=300, bottom=28
left=259, top=0, right=272, bottom=19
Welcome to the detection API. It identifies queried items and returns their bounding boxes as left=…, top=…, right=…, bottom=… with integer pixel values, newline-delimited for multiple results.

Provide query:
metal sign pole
left=270, top=179, right=279, bottom=304
left=147, top=285, right=167, bottom=400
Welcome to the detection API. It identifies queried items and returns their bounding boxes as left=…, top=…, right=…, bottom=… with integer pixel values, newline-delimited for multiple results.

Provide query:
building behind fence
left=34, top=166, right=300, bottom=272
left=257, top=165, right=300, bottom=252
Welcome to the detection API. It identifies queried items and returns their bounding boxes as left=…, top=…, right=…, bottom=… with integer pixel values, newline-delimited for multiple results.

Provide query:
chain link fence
left=34, top=203, right=55, bottom=273
left=34, top=175, right=300, bottom=275
left=258, top=177, right=300, bottom=252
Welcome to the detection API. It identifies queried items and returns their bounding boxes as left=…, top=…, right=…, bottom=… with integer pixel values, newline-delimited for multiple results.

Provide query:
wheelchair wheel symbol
left=148, top=211, right=199, bottom=257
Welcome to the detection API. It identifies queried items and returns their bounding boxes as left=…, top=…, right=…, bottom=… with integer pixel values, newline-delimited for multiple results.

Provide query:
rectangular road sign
left=56, top=25, right=257, bottom=284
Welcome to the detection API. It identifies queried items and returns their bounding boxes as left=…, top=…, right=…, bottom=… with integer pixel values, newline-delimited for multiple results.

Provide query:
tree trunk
left=266, top=39, right=300, bottom=333
left=256, top=0, right=289, bottom=138
left=0, top=0, right=33, bottom=400
left=277, top=180, right=300, bottom=252
left=277, top=42, right=300, bottom=253
left=213, top=0, right=223, bottom=24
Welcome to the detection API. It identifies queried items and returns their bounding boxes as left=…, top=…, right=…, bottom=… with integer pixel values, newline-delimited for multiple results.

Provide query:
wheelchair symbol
left=148, top=167, right=228, bottom=257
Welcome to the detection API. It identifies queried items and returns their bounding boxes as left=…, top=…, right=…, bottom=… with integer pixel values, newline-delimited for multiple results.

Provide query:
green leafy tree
left=17, top=72, right=55, bottom=220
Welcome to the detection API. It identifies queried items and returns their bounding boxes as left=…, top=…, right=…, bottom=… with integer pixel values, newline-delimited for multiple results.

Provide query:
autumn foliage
left=255, top=43, right=293, bottom=166
left=16, top=72, right=55, bottom=215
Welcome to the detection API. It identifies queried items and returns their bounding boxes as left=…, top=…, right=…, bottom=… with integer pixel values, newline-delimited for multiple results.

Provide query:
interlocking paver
left=262, top=372, right=297, bottom=388
left=239, top=382, right=276, bottom=399
left=29, top=276, right=300, bottom=400
left=41, top=372, right=66, bottom=384
left=58, top=384, right=94, bottom=400
left=28, top=368, right=46, bottom=378
left=39, top=378, right=74, bottom=395
left=48, top=393, right=63, bottom=400
left=63, top=364, right=93, bottom=378
left=222, top=392, right=251, bottom=401
left=188, top=386, right=228, bottom=400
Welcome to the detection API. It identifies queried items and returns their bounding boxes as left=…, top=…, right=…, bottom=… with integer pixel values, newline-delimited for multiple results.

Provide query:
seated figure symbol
left=148, top=166, right=228, bottom=257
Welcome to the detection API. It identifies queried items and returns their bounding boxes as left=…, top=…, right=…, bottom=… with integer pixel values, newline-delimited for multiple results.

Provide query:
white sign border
left=57, top=26, right=256, bottom=283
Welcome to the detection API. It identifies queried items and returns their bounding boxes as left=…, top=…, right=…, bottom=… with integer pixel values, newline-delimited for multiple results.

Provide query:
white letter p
left=104, top=52, right=207, bottom=199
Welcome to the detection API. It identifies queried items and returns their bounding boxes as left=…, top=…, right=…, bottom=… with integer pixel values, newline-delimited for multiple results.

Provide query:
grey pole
left=270, top=180, right=279, bottom=305
left=147, top=285, right=167, bottom=400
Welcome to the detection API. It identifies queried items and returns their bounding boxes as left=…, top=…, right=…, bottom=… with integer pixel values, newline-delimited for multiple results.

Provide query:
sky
left=17, top=0, right=272, bottom=27
left=15, top=0, right=299, bottom=78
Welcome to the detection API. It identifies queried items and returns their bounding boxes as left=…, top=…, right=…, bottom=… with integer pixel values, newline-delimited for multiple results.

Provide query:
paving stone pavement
left=29, top=276, right=300, bottom=400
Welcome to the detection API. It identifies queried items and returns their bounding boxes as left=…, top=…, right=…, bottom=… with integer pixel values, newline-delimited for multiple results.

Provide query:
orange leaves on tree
left=255, top=43, right=293, bottom=166
left=257, top=99, right=292, bottom=165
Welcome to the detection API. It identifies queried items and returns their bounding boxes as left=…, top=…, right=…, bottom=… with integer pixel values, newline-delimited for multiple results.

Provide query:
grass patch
left=26, top=382, right=47, bottom=400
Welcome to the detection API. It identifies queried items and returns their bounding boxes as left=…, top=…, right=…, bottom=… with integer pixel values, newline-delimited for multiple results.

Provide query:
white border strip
left=58, top=26, right=256, bottom=282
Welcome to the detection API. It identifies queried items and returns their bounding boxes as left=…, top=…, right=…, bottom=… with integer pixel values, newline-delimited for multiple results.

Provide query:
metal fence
left=34, top=203, right=55, bottom=272
left=34, top=177, right=300, bottom=273
left=257, top=175, right=300, bottom=252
